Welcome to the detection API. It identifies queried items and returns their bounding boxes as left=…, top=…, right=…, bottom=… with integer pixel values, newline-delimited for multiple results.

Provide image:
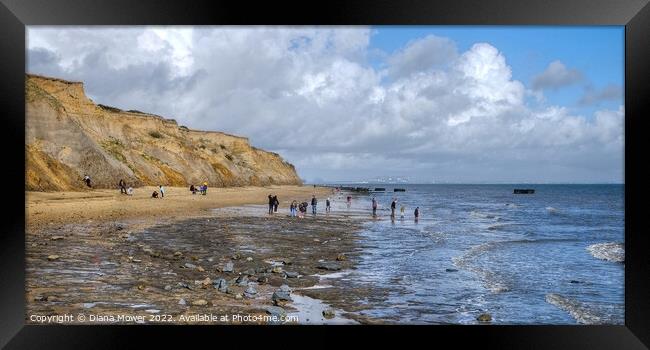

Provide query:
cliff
left=26, top=74, right=302, bottom=191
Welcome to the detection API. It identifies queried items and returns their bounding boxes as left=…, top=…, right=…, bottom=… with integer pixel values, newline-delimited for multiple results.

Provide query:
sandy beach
left=26, top=185, right=331, bottom=230
left=26, top=185, right=380, bottom=324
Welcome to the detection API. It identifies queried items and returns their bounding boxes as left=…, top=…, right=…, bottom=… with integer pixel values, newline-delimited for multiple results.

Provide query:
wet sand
left=26, top=186, right=382, bottom=324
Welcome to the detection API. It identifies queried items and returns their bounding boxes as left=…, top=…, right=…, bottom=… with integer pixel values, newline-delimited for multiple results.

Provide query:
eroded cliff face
left=26, top=74, right=302, bottom=191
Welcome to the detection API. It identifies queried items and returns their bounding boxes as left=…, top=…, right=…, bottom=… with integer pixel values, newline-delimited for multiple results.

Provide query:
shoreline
left=26, top=186, right=381, bottom=324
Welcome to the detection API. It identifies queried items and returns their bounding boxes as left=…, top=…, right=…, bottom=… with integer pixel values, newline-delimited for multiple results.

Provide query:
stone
left=284, top=271, right=299, bottom=278
left=236, top=275, right=249, bottom=286
left=50, top=236, right=64, bottom=241
left=279, top=284, right=291, bottom=292
left=235, top=293, right=243, bottom=300
left=477, top=313, right=492, bottom=322
left=272, top=291, right=293, bottom=306
left=34, top=295, right=48, bottom=301
left=232, top=253, right=241, bottom=260
left=213, top=278, right=229, bottom=293
left=178, top=282, right=192, bottom=290
left=257, top=275, right=269, bottom=284
left=197, top=266, right=205, bottom=272
left=246, top=257, right=253, bottom=262
left=281, top=258, right=293, bottom=265
left=445, top=268, right=458, bottom=272
left=137, top=284, right=146, bottom=290
left=244, top=268, right=256, bottom=276
left=244, top=286, right=257, bottom=297
left=271, top=266, right=283, bottom=274
left=316, top=262, right=341, bottom=271
left=192, top=299, right=208, bottom=306
left=266, top=306, right=286, bottom=318
left=164, top=285, right=172, bottom=291
left=184, top=263, right=197, bottom=269
left=223, top=262, right=234, bottom=273
left=178, top=298, right=186, bottom=305
left=336, top=254, right=347, bottom=261
left=322, top=309, right=335, bottom=319
left=47, top=255, right=60, bottom=261
left=173, top=251, right=183, bottom=257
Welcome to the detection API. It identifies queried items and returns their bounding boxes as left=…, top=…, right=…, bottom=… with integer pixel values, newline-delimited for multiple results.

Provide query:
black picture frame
left=1, top=0, right=648, bottom=348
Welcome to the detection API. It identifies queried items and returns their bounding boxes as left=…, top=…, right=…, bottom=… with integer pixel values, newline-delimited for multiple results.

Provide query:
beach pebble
left=246, top=257, right=253, bottom=262
left=192, top=299, right=208, bottom=306
left=316, top=262, right=341, bottom=271
left=235, top=293, right=243, bottom=300
left=197, top=266, right=205, bottom=272
left=279, top=284, right=291, bottom=292
left=272, top=291, right=292, bottom=306
left=284, top=271, right=299, bottom=278
left=178, top=282, right=192, bottom=290
left=164, top=285, right=172, bottom=291
left=47, top=255, right=60, bottom=261
left=244, top=286, right=257, bottom=297
left=477, top=313, right=492, bottom=322
left=266, top=306, right=286, bottom=318
left=271, top=266, right=283, bottom=274
left=445, top=268, right=458, bottom=272
left=257, top=275, right=269, bottom=284
left=223, top=262, right=234, bottom=273
left=50, top=236, right=64, bottom=241
left=178, top=298, right=186, bottom=305
left=231, top=253, right=241, bottom=260
left=336, top=254, right=347, bottom=261
left=173, top=251, right=183, bottom=257
left=322, top=309, right=335, bottom=319
left=236, top=275, right=249, bottom=286
left=213, top=278, right=228, bottom=293
left=184, top=263, right=197, bottom=269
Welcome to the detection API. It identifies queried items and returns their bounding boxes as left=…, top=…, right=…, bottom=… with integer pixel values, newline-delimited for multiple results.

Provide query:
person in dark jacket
left=273, top=195, right=279, bottom=212
left=268, top=194, right=274, bottom=214
left=311, top=195, right=318, bottom=214
left=391, top=199, right=397, bottom=217
left=414, top=207, right=420, bottom=222
left=119, top=179, right=127, bottom=194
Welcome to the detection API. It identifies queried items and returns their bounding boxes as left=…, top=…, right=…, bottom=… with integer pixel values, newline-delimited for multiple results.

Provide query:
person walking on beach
left=414, top=207, right=420, bottom=222
left=202, top=182, right=208, bottom=195
left=190, top=184, right=196, bottom=194
left=159, top=185, right=165, bottom=198
left=311, top=195, right=318, bottom=215
left=400, top=205, right=405, bottom=219
left=391, top=199, right=397, bottom=217
left=273, top=195, right=279, bottom=213
left=372, top=197, right=378, bottom=217
left=347, top=195, right=352, bottom=209
left=152, top=190, right=159, bottom=198
left=326, top=198, right=331, bottom=213
left=83, top=174, right=92, bottom=188
left=119, top=179, right=127, bottom=194
left=290, top=200, right=297, bottom=217
left=268, top=194, right=274, bottom=214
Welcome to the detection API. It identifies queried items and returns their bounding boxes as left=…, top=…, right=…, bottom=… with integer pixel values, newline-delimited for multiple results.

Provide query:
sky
left=26, top=26, right=624, bottom=184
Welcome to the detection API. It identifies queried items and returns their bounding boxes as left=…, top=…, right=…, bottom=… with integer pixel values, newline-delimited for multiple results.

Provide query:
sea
left=324, top=184, right=625, bottom=324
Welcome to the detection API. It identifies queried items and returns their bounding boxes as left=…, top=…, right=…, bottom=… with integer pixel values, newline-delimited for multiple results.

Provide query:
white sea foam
left=586, top=242, right=624, bottom=263
left=545, top=293, right=604, bottom=325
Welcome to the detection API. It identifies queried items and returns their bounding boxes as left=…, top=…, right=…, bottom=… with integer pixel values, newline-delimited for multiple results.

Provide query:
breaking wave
left=586, top=242, right=624, bottom=263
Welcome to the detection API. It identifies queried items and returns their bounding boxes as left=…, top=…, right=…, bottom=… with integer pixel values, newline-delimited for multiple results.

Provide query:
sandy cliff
left=26, top=74, right=302, bottom=191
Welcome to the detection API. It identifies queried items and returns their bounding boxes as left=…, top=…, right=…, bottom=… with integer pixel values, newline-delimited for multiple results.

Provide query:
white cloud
left=26, top=27, right=624, bottom=183
left=532, top=60, right=583, bottom=90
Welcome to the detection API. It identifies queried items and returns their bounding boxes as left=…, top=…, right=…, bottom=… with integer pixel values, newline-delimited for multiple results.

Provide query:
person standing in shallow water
left=311, top=195, right=318, bottom=215
left=391, top=199, right=397, bottom=217
left=326, top=198, right=331, bottom=213
left=414, top=207, right=420, bottom=222
left=273, top=195, right=279, bottom=213
left=346, top=195, right=352, bottom=209
left=400, top=204, right=405, bottom=219
left=372, top=197, right=378, bottom=217
left=290, top=200, right=297, bottom=217
left=268, top=194, right=274, bottom=214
